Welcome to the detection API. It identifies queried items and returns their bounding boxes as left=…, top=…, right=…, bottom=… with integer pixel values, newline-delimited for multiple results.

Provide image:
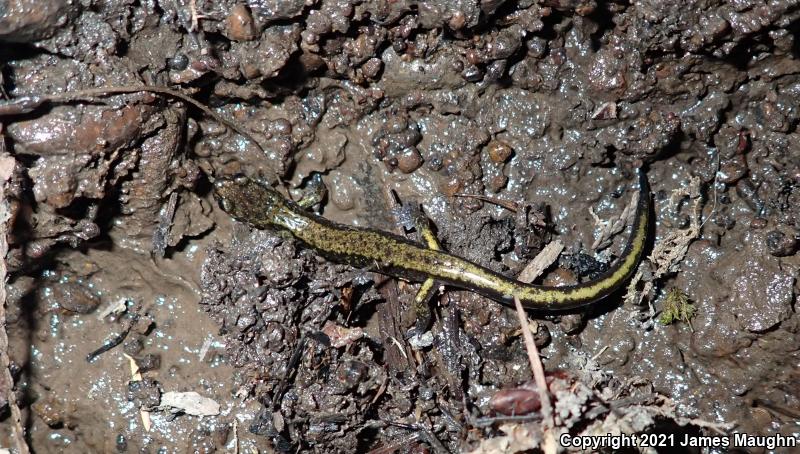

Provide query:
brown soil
left=1, top=0, right=799, bottom=452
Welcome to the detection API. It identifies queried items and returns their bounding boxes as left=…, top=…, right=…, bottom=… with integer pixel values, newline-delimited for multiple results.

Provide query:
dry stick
left=39, top=86, right=268, bottom=155
left=513, top=244, right=561, bottom=454
left=0, top=153, right=30, bottom=454
left=590, top=190, right=639, bottom=251
left=24, top=85, right=290, bottom=192
left=513, top=299, right=549, bottom=397
left=512, top=296, right=556, bottom=452
left=516, top=240, right=563, bottom=285
left=1, top=85, right=287, bottom=191
left=452, top=193, right=519, bottom=212
left=699, top=151, right=720, bottom=229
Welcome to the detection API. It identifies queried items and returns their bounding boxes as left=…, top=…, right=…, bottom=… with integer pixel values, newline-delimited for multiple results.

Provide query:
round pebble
left=487, top=140, right=513, bottom=163
left=396, top=147, right=423, bottom=173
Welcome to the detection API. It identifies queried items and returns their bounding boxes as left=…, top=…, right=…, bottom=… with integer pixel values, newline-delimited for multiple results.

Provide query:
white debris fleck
left=160, top=391, right=220, bottom=416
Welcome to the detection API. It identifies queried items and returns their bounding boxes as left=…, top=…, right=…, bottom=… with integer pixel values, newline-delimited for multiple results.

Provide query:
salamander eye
left=234, top=174, right=249, bottom=185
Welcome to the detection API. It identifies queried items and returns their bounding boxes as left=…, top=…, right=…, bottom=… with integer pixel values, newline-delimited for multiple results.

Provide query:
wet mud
left=1, top=0, right=799, bottom=452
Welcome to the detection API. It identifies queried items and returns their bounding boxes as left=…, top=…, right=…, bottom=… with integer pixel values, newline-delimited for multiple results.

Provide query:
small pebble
left=448, top=11, right=467, bottom=30
left=487, top=140, right=513, bottom=163
left=718, top=155, right=748, bottom=184
left=136, top=353, right=162, bottom=372
left=298, top=52, right=325, bottom=73
left=559, top=313, right=585, bottom=335
left=487, top=173, right=508, bottom=193
left=166, top=53, right=189, bottom=71
left=50, top=282, right=100, bottom=314
left=240, top=63, right=261, bottom=79
left=462, top=64, right=484, bottom=82
left=362, top=58, right=383, bottom=78
left=396, top=147, right=423, bottom=173
left=485, top=59, right=507, bottom=80
left=123, top=337, right=145, bottom=356
left=272, top=118, right=293, bottom=135
left=32, top=398, right=65, bottom=428
left=441, top=178, right=463, bottom=197
left=225, top=4, right=257, bottom=41
left=115, top=434, right=127, bottom=452
left=427, top=154, right=443, bottom=171
left=735, top=179, right=764, bottom=214
left=334, top=360, right=368, bottom=390
left=131, top=316, right=154, bottom=335
left=127, top=378, right=161, bottom=409
left=461, top=193, right=483, bottom=212
left=565, top=335, right=582, bottom=348
left=533, top=323, right=551, bottom=347
left=542, top=267, right=578, bottom=287
left=766, top=230, right=798, bottom=257
left=275, top=138, right=294, bottom=157
left=465, top=49, right=481, bottom=65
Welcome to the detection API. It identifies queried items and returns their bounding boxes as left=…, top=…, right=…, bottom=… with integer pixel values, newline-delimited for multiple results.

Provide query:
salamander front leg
left=406, top=210, right=441, bottom=339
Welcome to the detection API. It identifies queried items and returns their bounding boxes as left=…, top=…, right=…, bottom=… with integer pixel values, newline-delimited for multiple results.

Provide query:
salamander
left=213, top=170, right=650, bottom=311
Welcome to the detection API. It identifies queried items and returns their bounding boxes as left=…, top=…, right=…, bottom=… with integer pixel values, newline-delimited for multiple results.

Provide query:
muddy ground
left=1, top=0, right=799, bottom=452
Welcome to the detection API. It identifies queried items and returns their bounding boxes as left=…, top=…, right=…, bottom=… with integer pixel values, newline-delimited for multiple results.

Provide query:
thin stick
left=517, top=240, right=563, bottom=284
left=513, top=242, right=560, bottom=453
left=39, top=86, right=267, bottom=155
left=452, top=193, right=518, bottom=212
left=512, top=297, right=551, bottom=414
left=699, top=151, right=720, bottom=229
left=513, top=296, right=556, bottom=453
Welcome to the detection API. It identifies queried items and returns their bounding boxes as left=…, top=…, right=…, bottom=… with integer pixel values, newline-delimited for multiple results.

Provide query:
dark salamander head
left=213, top=176, right=288, bottom=229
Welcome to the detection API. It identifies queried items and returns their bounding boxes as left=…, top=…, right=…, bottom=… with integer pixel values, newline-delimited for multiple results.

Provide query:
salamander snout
left=212, top=178, right=239, bottom=214
left=213, top=175, right=288, bottom=228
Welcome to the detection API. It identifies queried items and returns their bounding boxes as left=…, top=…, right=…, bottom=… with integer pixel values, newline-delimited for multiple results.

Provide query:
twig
left=387, top=336, right=409, bottom=360
left=1, top=85, right=267, bottom=156
left=271, top=334, right=307, bottom=410
left=513, top=296, right=556, bottom=453
left=0, top=152, right=29, bottom=454
left=513, top=297, right=549, bottom=404
left=189, top=0, right=200, bottom=31
left=699, top=151, right=720, bottom=229
left=752, top=398, right=800, bottom=419
left=381, top=420, right=449, bottom=454
left=471, top=413, right=542, bottom=427
left=452, top=193, right=518, bottom=212
left=590, top=345, right=609, bottom=362
left=171, top=0, right=203, bottom=49
left=516, top=240, right=563, bottom=284
left=198, top=335, right=214, bottom=362
left=590, top=190, right=639, bottom=251
left=233, top=419, right=239, bottom=454
left=95, top=298, right=129, bottom=321
left=365, top=433, right=423, bottom=454
left=123, top=353, right=152, bottom=431
left=512, top=242, right=562, bottom=454
left=0, top=74, right=8, bottom=100
left=86, top=320, right=135, bottom=362
left=152, top=191, right=179, bottom=258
